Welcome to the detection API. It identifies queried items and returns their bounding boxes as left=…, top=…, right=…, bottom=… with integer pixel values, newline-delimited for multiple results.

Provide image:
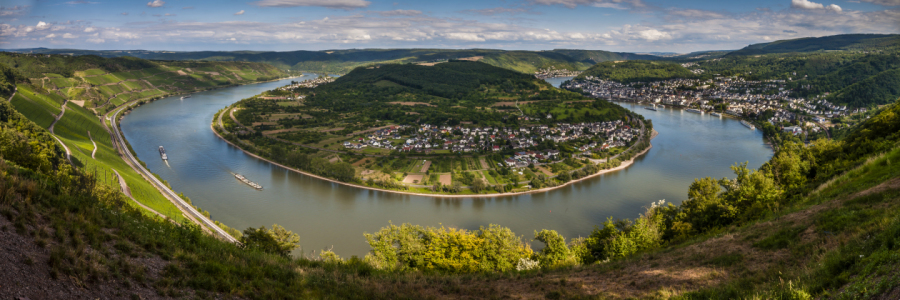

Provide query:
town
left=562, top=75, right=864, bottom=136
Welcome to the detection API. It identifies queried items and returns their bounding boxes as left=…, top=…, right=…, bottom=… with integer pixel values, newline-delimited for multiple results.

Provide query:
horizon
left=1, top=0, right=898, bottom=53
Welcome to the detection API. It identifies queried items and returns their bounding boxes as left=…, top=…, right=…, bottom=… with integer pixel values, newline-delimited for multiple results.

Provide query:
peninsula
left=212, top=61, right=654, bottom=196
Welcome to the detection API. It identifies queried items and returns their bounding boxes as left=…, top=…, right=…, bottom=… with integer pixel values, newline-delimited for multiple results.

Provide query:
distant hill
left=728, top=34, right=900, bottom=56
left=309, top=60, right=580, bottom=108
left=575, top=60, right=695, bottom=83
left=3, top=48, right=663, bottom=75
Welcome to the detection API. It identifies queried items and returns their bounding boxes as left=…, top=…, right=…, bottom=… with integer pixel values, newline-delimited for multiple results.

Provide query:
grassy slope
left=2, top=55, right=285, bottom=222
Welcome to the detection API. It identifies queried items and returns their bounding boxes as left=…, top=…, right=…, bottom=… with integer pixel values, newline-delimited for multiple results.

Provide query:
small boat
left=710, top=112, right=722, bottom=117
left=159, top=146, right=167, bottom=160
left=741, top=120, right=756, bottom=130
left=233, top=173, right=263, bottom=190
left=644, top=106, right=657, bottom=111
left=685, top=108, right=704, bottom=114
left=181, top=94, right=191, bottom=100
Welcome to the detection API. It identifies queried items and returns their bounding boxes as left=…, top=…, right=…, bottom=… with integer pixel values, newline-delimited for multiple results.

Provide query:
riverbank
left=210, top=115, right=658, bottom=198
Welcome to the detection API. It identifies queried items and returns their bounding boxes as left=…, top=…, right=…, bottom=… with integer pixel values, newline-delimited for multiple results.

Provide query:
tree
left=533, top=229, right=574, bottom=268
left=239, top=224, right=300, bottom=257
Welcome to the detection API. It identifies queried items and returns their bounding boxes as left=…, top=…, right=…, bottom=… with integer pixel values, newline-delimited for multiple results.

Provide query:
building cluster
left=281, top=76, right=335, bottom=90
left=564, top=75, right=859, bottom=136
left=534, top=66, right=581, bottom=79
left=342, top=121, right=641, bottom=158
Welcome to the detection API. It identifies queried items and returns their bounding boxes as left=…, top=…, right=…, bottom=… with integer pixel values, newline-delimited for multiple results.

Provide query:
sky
left=0, top=0, right=898, bottom=53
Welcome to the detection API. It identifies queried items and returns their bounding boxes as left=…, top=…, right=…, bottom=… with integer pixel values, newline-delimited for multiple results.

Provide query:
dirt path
left=111, top=169, right=167, bottom=219
left=48, top=101, right=67, bottom=133
left=4, top=86, right=15, bottom=102
left=88, top=130, right=97, bottom=159
left=51, top=135, right=72, bottom=165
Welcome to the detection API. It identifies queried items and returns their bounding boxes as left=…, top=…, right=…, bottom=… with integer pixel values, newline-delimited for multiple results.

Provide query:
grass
left=10, top=94, right=56, bottom=128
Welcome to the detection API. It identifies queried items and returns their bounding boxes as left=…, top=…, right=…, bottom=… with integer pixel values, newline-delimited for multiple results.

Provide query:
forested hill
left=574, top=60, right=695, bottom=83
left=728, top=33, right=900, bottom=56
left=0, top=52, right=285, bottom=115
left=2, top=48, right=661, bottom=75
left=307, top=61, right=586, bottom=109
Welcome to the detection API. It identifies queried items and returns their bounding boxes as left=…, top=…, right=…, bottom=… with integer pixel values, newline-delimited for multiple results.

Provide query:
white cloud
left=36, top=21, right=51, bottom=30
left=529, top=0, right=644, bottom=9
left=792, top=0, right=824, bottom=9
left=165, top=13, right=176, bottom=16
left=251, top=0, right=370, bottom=9
left=121, top=12, right=129, bottom=15
left=857, top=0, right=900, bottom=5
left=62, top=33, right=76, bottom=38
left=84, top=27, right=96, bottom=32
left=374, top=9, right=421, bottom=16
left=44, top=33, right=56, bottom=38
left=0, top=6, right=29, bottom=17
left=826, top=4, right=842, bottom=12
left=235, top=10, right=245, bottom=15
left=460, top=7, right=533, bottom=15
left=147, top=0, right=165, bottom=8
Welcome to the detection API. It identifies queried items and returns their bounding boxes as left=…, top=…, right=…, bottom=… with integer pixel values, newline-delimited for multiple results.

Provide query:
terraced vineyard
left=1, top=53, right=286, bottom=225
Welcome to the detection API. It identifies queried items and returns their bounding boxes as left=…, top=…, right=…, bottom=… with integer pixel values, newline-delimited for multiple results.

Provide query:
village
left=562, top=75, right=866, bottom=136
left=343, top=120, right=641, bottom=166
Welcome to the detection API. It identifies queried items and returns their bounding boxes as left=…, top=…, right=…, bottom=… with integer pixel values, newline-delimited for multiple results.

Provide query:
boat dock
left=233, top=173, right=263, bottom=190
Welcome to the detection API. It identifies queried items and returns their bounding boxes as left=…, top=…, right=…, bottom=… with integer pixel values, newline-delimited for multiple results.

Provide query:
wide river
left=121, top=76, right=772, bottom=257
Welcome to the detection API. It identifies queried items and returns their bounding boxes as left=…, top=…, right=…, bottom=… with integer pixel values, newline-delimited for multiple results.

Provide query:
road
left=109, top=103, right=239, bottom=243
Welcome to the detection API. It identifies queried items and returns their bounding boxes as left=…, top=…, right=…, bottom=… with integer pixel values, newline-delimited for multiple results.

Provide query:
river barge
left=741, top=120, right=756, bottom=130
left=159, top=146, right=167, bottom=160
left=685, top=108, right=704, bottom=114
left=233, top=173, right=263, bottom=190
left=710, top=112, right=722, bottom=117
left=644, top=106, right=657, bottom=111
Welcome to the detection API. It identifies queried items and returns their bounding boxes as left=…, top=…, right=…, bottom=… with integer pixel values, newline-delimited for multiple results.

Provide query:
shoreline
left=210, top=118, right=658, bottom=198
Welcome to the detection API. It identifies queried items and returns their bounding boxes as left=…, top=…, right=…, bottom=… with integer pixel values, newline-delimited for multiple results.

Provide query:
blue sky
left=1, top=0, right=898, bottom=52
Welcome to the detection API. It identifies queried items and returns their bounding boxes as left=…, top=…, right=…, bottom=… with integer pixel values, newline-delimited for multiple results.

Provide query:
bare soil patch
left=536, top=165, right=554, bottom=176
left=402, top=174, right=424, bottom=184
left=69, top=100, right=86, bottom=107
left=439, top=174, right=452, bottom=185
left=479, top=158, right=489, bottom=169
left=387, top=102, right=436, bottom=107
left=177, top=70, right=188, bottom=76
left=491, top=101, right=541, bottom=107
left=418, top=161, right=431, bottom=173
left=457, top=56, right=484, bottom=61
left=328, top=156, right=342, bottom=163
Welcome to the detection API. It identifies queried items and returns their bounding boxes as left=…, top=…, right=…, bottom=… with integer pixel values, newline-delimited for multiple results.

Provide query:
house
left=783, top=125, right=803, bottom=135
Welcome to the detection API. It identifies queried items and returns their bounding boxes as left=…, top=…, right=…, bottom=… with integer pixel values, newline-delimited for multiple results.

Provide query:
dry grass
left=387, top=102, right=435, bottom=107
left=439, top=174, right=451, bottom=185
left=402, top=175, right=424, bottom=184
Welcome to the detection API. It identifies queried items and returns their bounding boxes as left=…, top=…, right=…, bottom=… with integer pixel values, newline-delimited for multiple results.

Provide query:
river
left=120, top=76, right=772, bottom=257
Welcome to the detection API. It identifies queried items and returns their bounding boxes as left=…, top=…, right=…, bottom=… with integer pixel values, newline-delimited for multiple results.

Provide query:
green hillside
left=0, top=53, right=285, bottom=233
left=576, top=60, right=695, bottom=82
left=728, top=33, right=900, bottom=56
left=4, top=48, right=663, bottom=75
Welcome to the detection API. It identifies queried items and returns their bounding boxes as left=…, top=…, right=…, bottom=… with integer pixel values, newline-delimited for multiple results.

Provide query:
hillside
left=728, top=33, right=900, bottom=56
left=0, top=53, right=285, bottom=237
left=4, top=48, right=662, bottom=75
left=0, top=53, right=285, bottom=115
left=575, top=60, right=696, bottom=83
